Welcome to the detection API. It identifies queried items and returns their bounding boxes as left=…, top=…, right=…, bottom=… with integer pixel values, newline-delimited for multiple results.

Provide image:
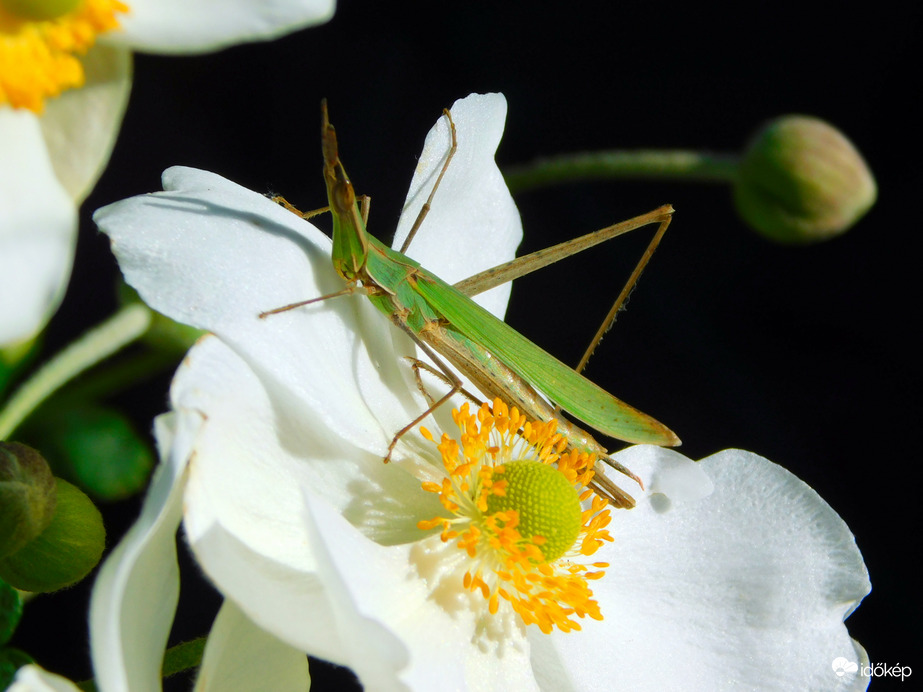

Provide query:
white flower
left=0, top=0, right=335, bottom=346
left=8, top=664, right=80, bottom=692
left=93, top=93, right=871, bottom=690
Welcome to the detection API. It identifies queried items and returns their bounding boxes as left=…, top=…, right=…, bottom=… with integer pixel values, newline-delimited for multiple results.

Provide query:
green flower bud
left=733, top=115, right=876, bottom=243
left=0, top=443, right=57, bottom=559
left=0, top=478, right=105, bottom=593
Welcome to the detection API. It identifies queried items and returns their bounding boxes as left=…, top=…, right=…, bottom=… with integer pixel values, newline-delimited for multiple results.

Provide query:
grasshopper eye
left=332, top=179, right=355, bottom=215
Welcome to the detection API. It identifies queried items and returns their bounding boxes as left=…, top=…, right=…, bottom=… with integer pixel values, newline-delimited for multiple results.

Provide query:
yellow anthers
left=1, top=0, right=128, bottom=112
left=418, top=399, right=613, bottom=634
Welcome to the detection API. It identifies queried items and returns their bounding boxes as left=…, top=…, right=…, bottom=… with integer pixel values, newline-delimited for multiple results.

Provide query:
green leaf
left=0, top=647, right=35, bottom=689
left=23, top=405, right=154, bottom=502
left=0, top=580, right=23, bottom=646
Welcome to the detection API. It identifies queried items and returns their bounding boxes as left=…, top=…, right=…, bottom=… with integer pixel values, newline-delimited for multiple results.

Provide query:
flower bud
left=733, top=115, right=876, bottom=243
left=0, top=478, right=105, bottom=593
left=0, top=443, right=57, bottom=559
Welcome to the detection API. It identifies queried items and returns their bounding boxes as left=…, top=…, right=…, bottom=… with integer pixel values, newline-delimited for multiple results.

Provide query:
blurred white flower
left=93, top=93, right=870, bottom=690
left=0, top=0, right=335, bottom=346
left=8, top=664, right=80, bottom=692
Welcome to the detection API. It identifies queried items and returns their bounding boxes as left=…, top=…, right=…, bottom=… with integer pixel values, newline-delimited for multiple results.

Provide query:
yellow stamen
left=417, top=399, right=614, bottom=634
left=1, top=0, right=128, bottom=112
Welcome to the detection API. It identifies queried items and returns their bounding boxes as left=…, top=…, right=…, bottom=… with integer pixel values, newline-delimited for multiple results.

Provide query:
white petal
left=535, top=447, right=870, bottom=691
left=301, top=488, right=540, bottom=692
left=40, top=44, right=132, bottom=202
left=7, top=666, right=80, bottom=692
left=176, top=337, right=441, bottom=660
left=194, top=600, right=310, bottom=692
left=608, top=444, right=715, bottom=505
left=95, top=166, right=423, bottom=452
left=89, top=411, right=196, bottom=692
left=393, top=93, right=522, bottom=319
left=106, top=0, right=335, bottom=54
left=0, top=110, right=76, bottom=346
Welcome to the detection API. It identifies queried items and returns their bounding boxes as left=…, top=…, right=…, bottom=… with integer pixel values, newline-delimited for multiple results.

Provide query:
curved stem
left=162, top=636, right=207, bottom=678
left=0, top=304, right=152, bottom=440
left=504, top=149, right=740, bottom=194
left=56, top=348, right=180, bottom=404
left=75, top=636, right=207, bottom=691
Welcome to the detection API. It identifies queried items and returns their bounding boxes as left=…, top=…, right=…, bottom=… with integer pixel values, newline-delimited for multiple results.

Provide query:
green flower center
left=486, top=459, right=582, bottom=562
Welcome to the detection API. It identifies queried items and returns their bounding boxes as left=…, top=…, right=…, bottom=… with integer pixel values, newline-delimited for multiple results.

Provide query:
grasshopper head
left=321, top=100, right=369, bottom=282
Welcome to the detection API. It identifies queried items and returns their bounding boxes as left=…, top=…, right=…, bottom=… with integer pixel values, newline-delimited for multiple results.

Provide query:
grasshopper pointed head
left=321, top=100, right=339, bottom=174
left=321, top=101, right=369, bottom=282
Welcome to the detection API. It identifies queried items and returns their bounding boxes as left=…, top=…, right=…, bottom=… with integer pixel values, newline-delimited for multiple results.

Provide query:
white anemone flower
left=0, top=0, right=336, bottom=346
left=8, top=664, right=81, bottom=691
left=92, top=93, right=871, bottom=691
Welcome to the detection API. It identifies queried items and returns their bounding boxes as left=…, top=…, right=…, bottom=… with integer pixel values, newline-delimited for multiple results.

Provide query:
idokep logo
left=832, top=657, right=859, bottom=677
left=832, top=657, right=913, bottom=682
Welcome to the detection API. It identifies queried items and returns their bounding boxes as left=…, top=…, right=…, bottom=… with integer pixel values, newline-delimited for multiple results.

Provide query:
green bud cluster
left=734, top=115, right=876, bottom=243
left=0, top=443, right=105, bottom=593
left=0, top=442, right=57, bottom=559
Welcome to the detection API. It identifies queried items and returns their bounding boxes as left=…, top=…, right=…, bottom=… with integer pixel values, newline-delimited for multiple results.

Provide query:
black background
left=13, top=1, right=921, bottom=689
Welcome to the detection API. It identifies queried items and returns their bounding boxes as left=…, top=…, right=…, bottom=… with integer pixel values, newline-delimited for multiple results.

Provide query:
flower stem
left=0, top=304, right=152, bottom=440
left=162, top=636, right=208, bottom=677
left=503, top=149, right=741, bottom=194
left=56, top=348, right=180, bottom=404
left=75, top=636, right=207, bottom=691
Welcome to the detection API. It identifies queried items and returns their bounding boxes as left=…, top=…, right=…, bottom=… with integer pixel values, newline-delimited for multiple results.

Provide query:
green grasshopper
left=263, top=101, right=679, bottom=508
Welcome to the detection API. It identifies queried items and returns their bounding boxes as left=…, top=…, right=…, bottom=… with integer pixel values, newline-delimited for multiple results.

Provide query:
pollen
left=417, top=398, right=613, bottom=634
left=1, top=0, right=128, bottom=112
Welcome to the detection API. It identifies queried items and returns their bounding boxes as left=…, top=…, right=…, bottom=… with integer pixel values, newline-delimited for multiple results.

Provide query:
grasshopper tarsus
left=272, top=195, right=328, bottom=221
left=384, top=381, right=463, bottom=463
left=383, top=325, right=469, bottom=462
